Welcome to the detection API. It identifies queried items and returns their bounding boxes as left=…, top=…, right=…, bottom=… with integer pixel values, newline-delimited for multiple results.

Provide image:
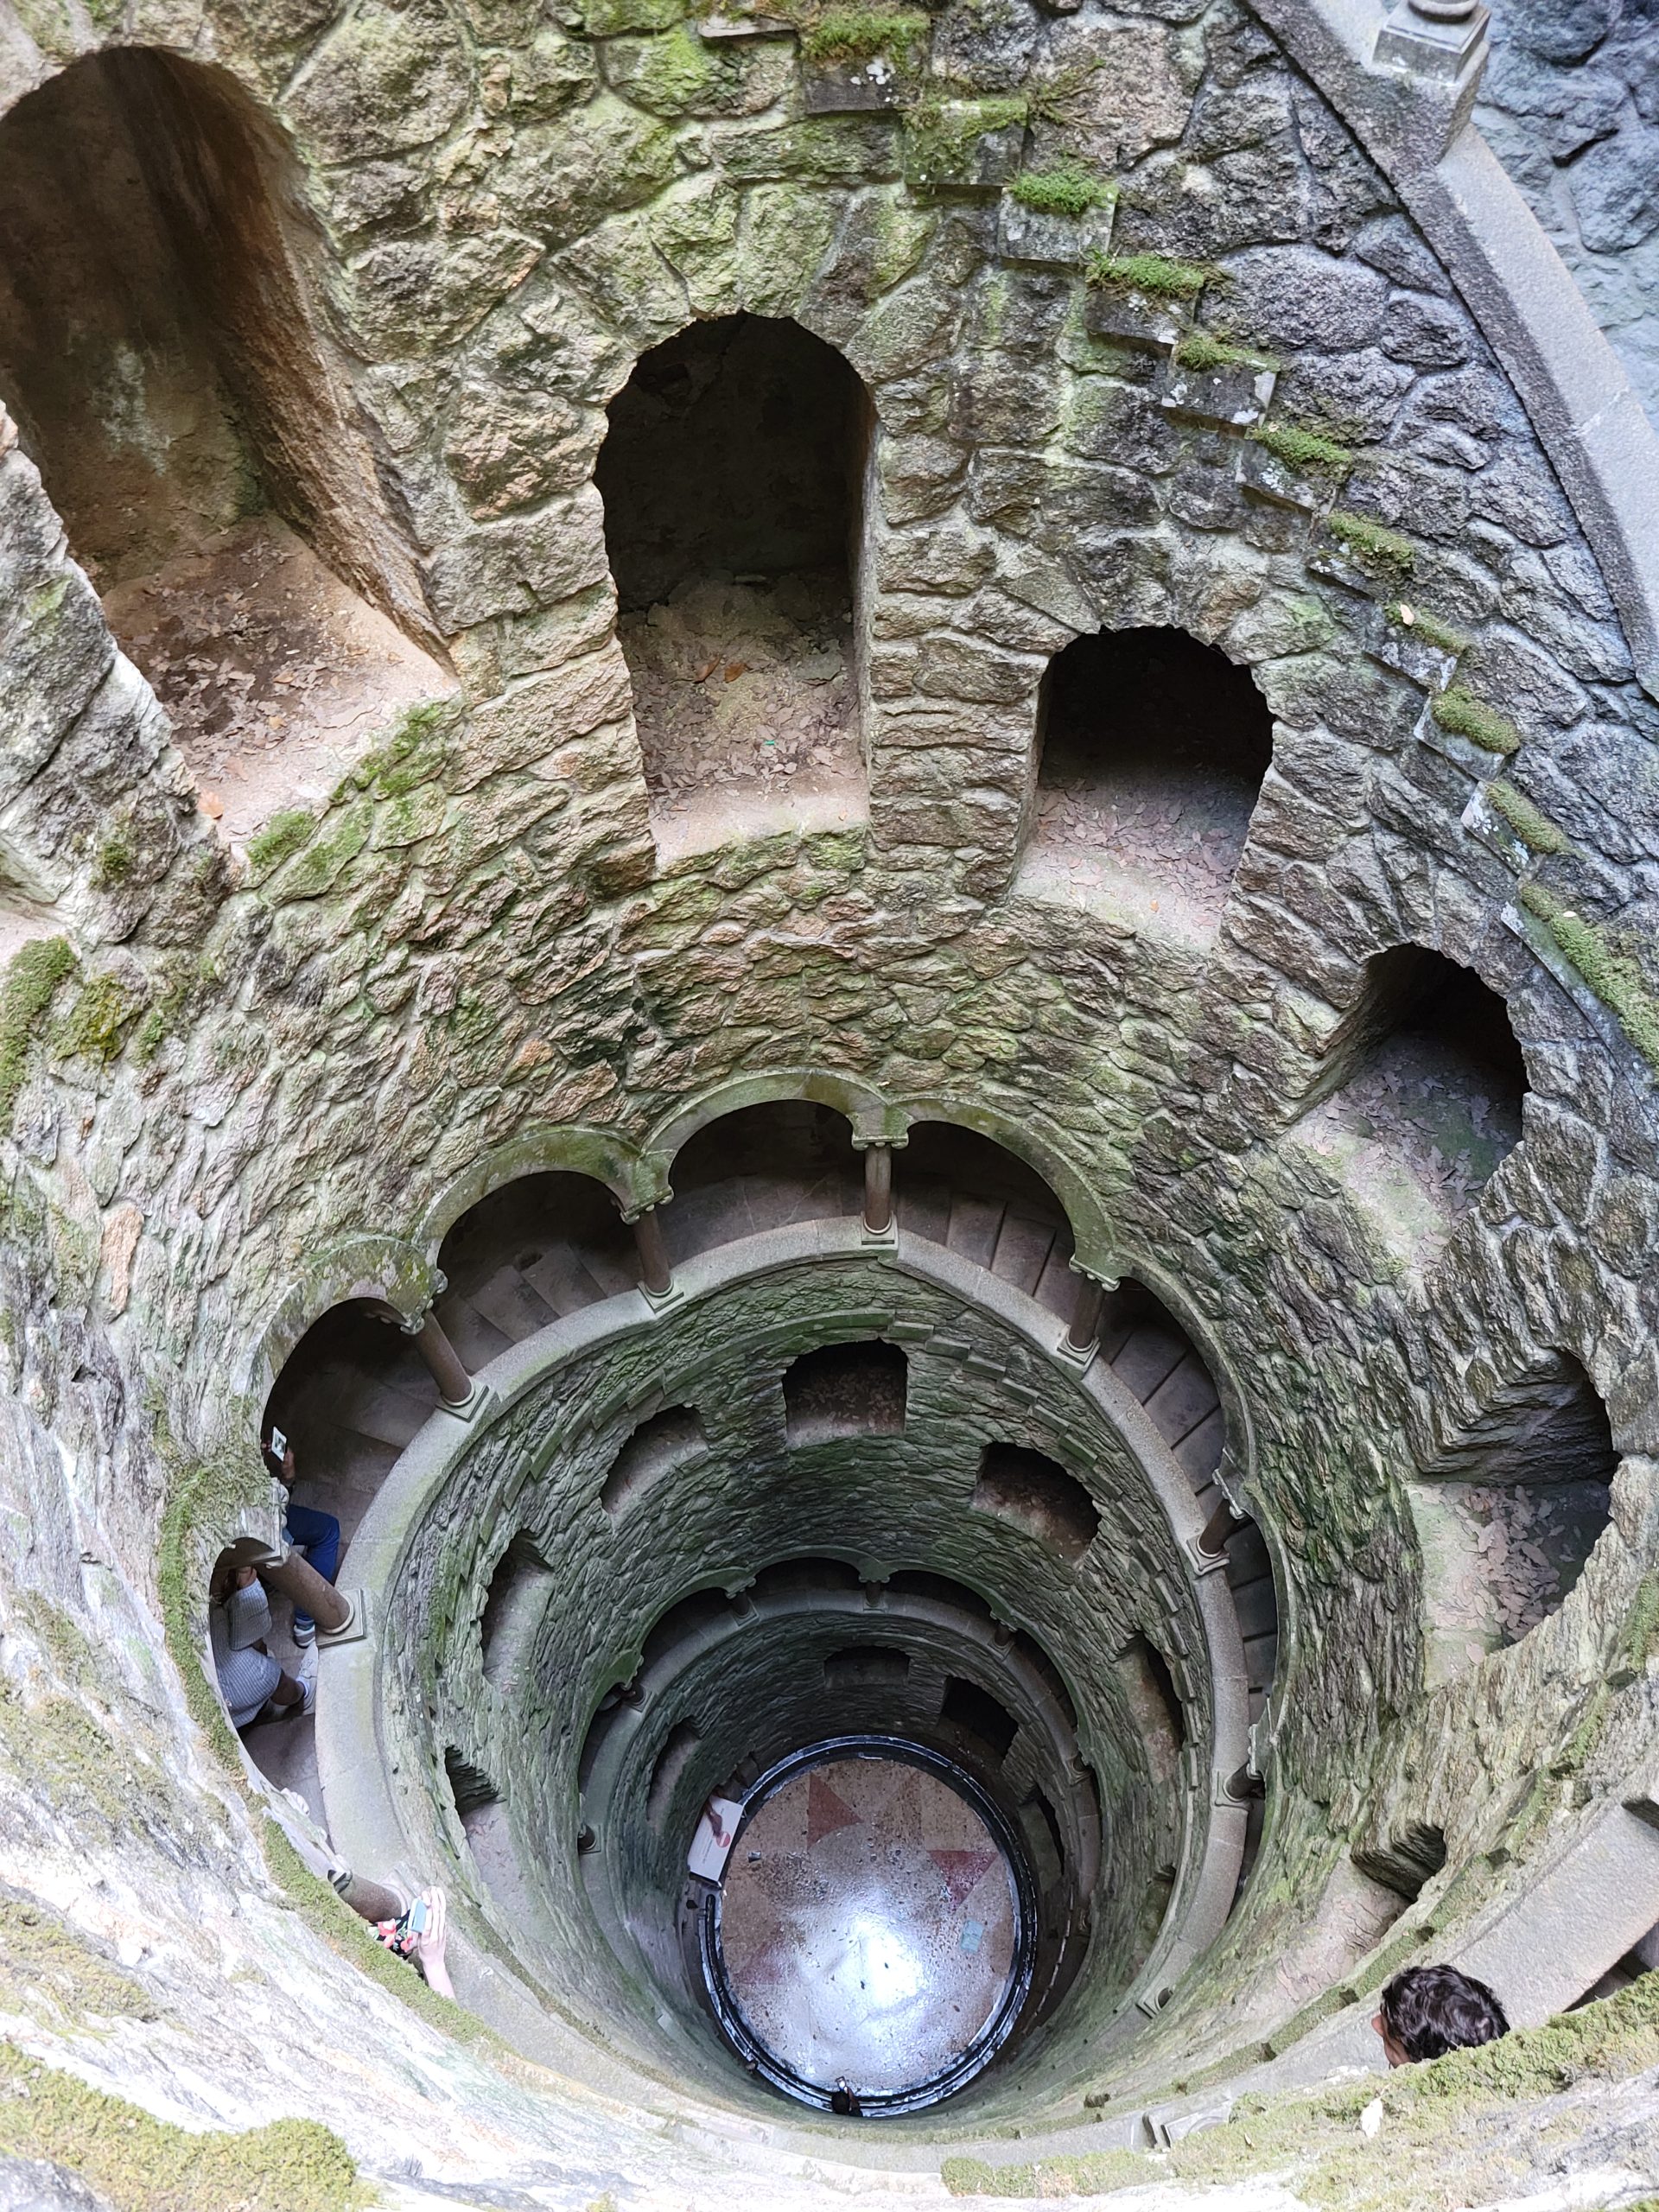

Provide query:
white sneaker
left=296, top=1643, right=319, bottom=1717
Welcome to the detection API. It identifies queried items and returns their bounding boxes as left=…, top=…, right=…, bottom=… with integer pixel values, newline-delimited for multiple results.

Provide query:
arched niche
left=596, top=312, right=871, bottom=838
left=1408, top=1349, right=1618, bottom=1685
left=659, top=1099, right=863, bottom=1266
left=432, top=1170, right=641, bottom=1370
left=260, top=1297, right=440, bottom=1553
left=1298, top=944, right=1528, bottom=1249
left=0, top=48, right=445, bottom=849
left=1020, top=626, right=1273, bottom=945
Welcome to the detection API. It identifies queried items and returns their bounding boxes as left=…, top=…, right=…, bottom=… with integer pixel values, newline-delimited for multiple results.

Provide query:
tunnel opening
left=941, top=1675, right=1020, bottom=1764
left=433, top=1170, right=641, bottom=1368
left=1409, top=1350, right=1618, bottom=1682
left=1300, top=945, right=1529, bottom=1246
left=480, top=1533, right=556, bottom=1691
left=784, top=1340, right=908, bottom=1445
left=597, top=312, right=871, bottom=837
left=0, top=48, right=447, bottom=849
left=1024, top=626, right=1273, bottom=944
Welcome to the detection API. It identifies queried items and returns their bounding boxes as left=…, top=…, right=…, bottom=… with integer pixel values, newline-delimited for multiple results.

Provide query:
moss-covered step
left=998, top=164, right=1114, bottom=265
left=1082, top=251, right=1208, bottom=348
left=1159, top=333, right=1277, bottom=430
left=800, top=8, right=928, bottom=110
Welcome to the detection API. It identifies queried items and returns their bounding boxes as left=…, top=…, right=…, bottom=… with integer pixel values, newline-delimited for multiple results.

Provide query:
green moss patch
left=801, top=6, right=929, bottom=67
left=245, top=810, right=315, bottom=878
left=1250, top=422, right=1353, bottom=482
left=1485, top=781, right=1567, bottom=855
left=1175, top=329, right=1274, bottom=373
left=904, top=92, right=1026, bottom=191
left=1522, top=882, right=1659, bottom=1070
left=92, top=829, right=137, bottom=890
left=0, top=2043, right=357, bottom=2212
left=1326, top=511, right=1417, bottom=582
left=0, top=936, right=74, bottom=1125
left=1084, top=248, right=1210, bottom=299
left=1384, top=601, right=1467, bottom=657
left=1431, top=685, right=1520, bottom=758
left=1009, top=161, right=1110, bottom=216
left=0, top=1896, right=158, bottom=2025
left=54, top=972, right=143, bottom=1071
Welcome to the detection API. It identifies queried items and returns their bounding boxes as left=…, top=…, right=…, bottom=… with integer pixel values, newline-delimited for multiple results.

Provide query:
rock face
left=0, top=0, right=1656, bottom=2205
left=1479, top=0, right=1659, bottom=423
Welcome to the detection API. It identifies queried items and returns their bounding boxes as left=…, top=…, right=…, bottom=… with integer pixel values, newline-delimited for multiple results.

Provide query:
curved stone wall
left=0, top=0, right=1656, bottom=2200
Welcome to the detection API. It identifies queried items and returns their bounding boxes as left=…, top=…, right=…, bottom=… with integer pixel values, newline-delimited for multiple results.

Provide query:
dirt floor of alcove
left=101, top=513, right=453, bottom=857
left=618, top=571, right=867, bottom=855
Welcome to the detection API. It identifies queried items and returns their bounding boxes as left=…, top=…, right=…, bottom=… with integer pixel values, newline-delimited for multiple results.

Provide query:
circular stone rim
left=700, top=1733, right=1038, bottom=2116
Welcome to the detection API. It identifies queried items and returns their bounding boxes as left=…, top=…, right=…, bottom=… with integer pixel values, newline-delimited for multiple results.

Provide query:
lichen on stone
left=1431, top=685, right=1520, bottom=758
left=0, top=936, right=74, bottom=1124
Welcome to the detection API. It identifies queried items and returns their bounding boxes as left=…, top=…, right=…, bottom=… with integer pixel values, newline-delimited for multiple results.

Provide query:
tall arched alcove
left=0, top=49, right=447, bottom=850
left=596, top=313, right=872, bottom=842
left=1019, top=626, right=1273, bottom=944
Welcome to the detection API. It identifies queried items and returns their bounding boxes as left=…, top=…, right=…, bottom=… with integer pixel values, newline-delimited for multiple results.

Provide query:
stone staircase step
left=1110, top=1323, right=1189, bottom=1404
left=466, top=1264, right=558, bottom=1344
left=1145, top=1351, right=1221, bottom=1446
left=944, top=1191, right=1007, bottom=1268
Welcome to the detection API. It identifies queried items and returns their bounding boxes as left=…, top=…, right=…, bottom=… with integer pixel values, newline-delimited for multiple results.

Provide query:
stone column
left=632, top=1206, right=672, bottom=1297
left=1198, top=1497, right=1246, bottom=1561
left=372, top=1300, right=481, bottom=1417
left=861, top=1141, right=893, bottom=1235
left=1066, top=1272, right=1107, bottom=1354
left=261, top=1543, right=352, bottom=1635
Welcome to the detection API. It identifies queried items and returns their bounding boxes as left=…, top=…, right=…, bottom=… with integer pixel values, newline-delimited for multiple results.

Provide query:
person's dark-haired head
left=1374, top=1964, right=1509, bottom=2065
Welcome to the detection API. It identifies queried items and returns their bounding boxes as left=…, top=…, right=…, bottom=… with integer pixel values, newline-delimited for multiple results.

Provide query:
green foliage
left=1384, top=601, right=1467, bottom=656
left=92, top=829, right=137, bottom=889
left=801, top=6, right=929, bottom=67
left=0, top=2042, right=358, bottom=2211
left=1327, top=510, right=1417, bottom=581
left=1008, top=160, right=1110, bottom=216
left=1485, top=780, right=1567, bottom=855
left=246, top=809, right=315, bottom=876
left=0, top=937, right=74, bottom=1125
left=1175, top=328, right=1274, bottom=373
left=1431, top=684, right=1520, bottom=758
left=1522, top=882, right=1659, bottom=1070
left=1084, top=248, right=1210, bottom=299
left=1249, top=421, right=1353, bottom=482
left=54, top=972, right=142, bottom=1069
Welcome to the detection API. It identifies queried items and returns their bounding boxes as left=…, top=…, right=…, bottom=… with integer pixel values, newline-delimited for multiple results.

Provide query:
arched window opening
left=973, top=1444, right=1100, bottom=1562
left=601, top=1406, right=708, bottom=1517
left=940, top=1676, right=1019, bottom=1764
left=1024, top=626, right=1273, bottom=944
left=893, top=1122, right=1077, bottom=1320
left=262, top=1300, right=440, bottom=1556
left=0, top=50, right=447, bottom=852
left=445, top=1748, right=499, bottom=1818
left=434, top=1172, right=639, bottom=1369
left=1098, top=1279, right=1227, bottom=1487
left=1352, top=1819, right=1446, bottom=1902
left=596, top=313, right=870, bottom=840
left=1301, top=947, right=1527, bottom=1237
left=750, top=1556, right=864, bottom=1602
left=783, top=1339, right=907, bottom=1445
left=1410, top=1351, right=1617, bottom=1684
left=647, top=1720, right=702, bottom=1833
left=480, top=1533, right=556, bottom=1690
left=1115, top=1633, right=1185, bottom=1774
left=661, top=1101, right=861, bottom=1267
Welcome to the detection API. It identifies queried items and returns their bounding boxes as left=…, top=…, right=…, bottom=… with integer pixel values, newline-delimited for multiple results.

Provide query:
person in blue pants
left=267, top=1438, right=341, bottom=1647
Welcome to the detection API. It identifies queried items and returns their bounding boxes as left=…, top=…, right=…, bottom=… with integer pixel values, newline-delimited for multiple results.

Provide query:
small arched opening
left=661, top=1100, right=862, bottom=1267
left=783, top=1340, right=908, bottom=1446
left=1301, top=945, right=1528, bottom=1242
left=596, top=312, right=871, bottom=836
left=1409, top=1350, right=1618, bottom=1684
left=1024, top=626, right=1273, bottom=942
left=0, top=49, right=446, bottom=849
left=893, top=1122, right=1078, bottom=1321
left=432, top=1170, right=640, bottom=1369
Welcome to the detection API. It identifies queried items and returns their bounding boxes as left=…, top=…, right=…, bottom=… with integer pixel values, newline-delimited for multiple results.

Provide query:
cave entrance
left=597, top=313, right=871, bottom=847
left=0, top=48, right=448, bottom=854
left=1024, top=626, right=1273, bottom=944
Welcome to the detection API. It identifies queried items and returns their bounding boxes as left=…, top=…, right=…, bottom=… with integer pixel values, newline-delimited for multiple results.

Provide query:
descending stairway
left=264, top=1111, right=1278, bottom=1731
